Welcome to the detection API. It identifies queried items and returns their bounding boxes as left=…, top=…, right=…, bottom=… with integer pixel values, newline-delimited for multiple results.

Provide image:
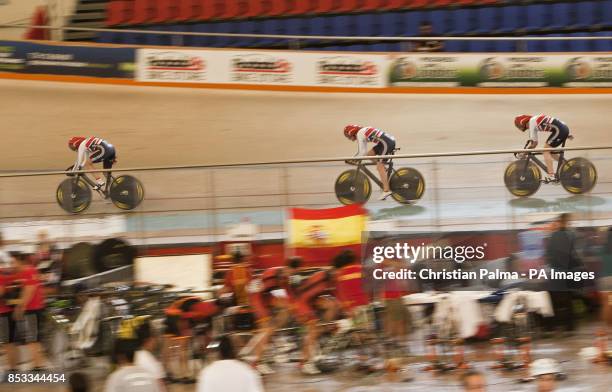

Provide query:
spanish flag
left=287, top=204, right=368, bottom=265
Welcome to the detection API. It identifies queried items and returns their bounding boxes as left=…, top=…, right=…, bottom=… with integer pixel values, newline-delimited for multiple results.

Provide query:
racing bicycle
left=56, top=166, right=144, bottom=213
left=334, top=149, right=426, bottom=205
left=504, top=142, right=597, bottom=197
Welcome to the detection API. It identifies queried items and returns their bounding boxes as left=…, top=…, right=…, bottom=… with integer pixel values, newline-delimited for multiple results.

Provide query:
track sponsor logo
left=0, top=45, right=25, bottom=71
left=563, top=56, right=612, bottom=87
left=316, top=56, right=379, bottom=86
left=388, top=56, right=460, bottom=86
left=230, top=54, right=292, bottom=84
left=141, top=51, right=206, bottom=81
left=477, top=56, right=547, bottom=87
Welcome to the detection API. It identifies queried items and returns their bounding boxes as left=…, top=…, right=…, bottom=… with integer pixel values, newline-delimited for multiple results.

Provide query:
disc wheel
left=56, top=178, right=92, bottom=214
left=559, top=157, right=597, bottom=194
left=504, top=160, right=542, bottom=197
left=390, top=167, right=426, bottom=204
left=109, top=175, right=144, bottom=210
left=335, top=169, right=371, bottom=205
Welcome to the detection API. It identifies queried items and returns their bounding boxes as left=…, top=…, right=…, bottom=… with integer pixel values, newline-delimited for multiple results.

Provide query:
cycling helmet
left=514, top=115, right=531, bottom=131
left=343, top=124, right=361, bottom=139
left=68, top=136, right=86, bottom=151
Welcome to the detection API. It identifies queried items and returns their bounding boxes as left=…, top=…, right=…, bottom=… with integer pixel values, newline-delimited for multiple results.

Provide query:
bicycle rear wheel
left=559, top=157, right=597, bottom=194
left=335, top=170, right=372, bottom=205
left=56, top=178, right=92, bottom=214
left=504, top=160, right=541, bottom=197
left=390, top=167, right=425, bottom=204
left=110, top=175, right=144, bottom=210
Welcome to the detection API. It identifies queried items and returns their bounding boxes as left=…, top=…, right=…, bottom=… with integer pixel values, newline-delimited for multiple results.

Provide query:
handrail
left=2, top=23, right=611, bottom=42
left=1, top=145, right=610, bottom=178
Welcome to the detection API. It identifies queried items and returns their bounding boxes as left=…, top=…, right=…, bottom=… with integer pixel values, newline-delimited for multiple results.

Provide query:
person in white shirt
left=197, top=335, right=264, bottom=392
left=104, top=338, right=161, bottom=392
left=134, top=320, right=166, bottom=391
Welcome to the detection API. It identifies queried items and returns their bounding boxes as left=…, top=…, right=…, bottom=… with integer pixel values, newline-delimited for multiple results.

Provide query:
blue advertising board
left=0, top=40, right=135, bottom=78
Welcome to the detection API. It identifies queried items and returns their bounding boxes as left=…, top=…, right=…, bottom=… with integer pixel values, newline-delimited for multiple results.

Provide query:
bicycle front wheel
left=504, top=160, right=541, bottom=197
left=335, top=170, right=372, bottom=205
left=110, top=175, right=144, bottom=210
left=390, top=167, right=425, bottom=204
left=559, top=157, right=597, bottom=194
left=56, top=178, right=92, bottom=214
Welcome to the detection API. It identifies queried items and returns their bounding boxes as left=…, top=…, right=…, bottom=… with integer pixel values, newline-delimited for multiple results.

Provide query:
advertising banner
left=387, top=53, right=612, bottom=88
left=136, top=48, right=209, bottom=82
left=310, top=53, right=386, bottom=87
left=0, top=40, right=135, bottom=78
left=136, top=48, right=387, bottom=87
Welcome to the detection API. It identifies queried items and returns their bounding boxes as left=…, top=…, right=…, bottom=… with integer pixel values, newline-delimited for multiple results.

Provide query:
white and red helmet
left=68, top=136, right=86, bottom=151
left=343, top=124, right=361, bottom=139
left=514, top=115, right=532, bottom=131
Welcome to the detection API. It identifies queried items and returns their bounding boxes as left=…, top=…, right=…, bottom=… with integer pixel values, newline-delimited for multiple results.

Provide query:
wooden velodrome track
left=0, top=78, right=610, bottom=230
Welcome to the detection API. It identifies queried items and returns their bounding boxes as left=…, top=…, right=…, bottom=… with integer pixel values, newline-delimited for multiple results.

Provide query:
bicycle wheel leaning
left=389, top=167, right=426, bottom=204
left=559, top=157, right=597, bottom=195
left=504, top=160, right=542, bottom=197
left=335, top=170, right=372, bottom=205
left=56, top=178, right=92, bottom=214
left=109, top=175, right=145, bottom=210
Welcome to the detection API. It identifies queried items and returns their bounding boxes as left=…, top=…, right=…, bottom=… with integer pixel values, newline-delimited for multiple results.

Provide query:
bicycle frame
left=347, top=159, right=396, bottom=190
left=75, top=170, right=114, bottom=196
left=520, top=141, right=566, bottom=177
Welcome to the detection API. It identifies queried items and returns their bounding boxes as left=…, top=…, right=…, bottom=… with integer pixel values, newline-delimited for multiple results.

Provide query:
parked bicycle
left=334, top=149, right=425, bottom=205
left=504, top=142, right=597, bottom=197
left=56, top=166, right=144, bottom=213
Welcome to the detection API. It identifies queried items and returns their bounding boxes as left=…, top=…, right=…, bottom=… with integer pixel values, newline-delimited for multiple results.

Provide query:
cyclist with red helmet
left=343, top=125, right=396, bottom=200
left=68, top=136, right=116, bottom=190
left=514, top=115, right=573, bottom=181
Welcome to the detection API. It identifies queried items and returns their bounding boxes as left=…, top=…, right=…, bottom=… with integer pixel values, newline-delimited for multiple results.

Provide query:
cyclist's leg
left=249, top=293, right=276, bottom=364
left=545, top=121, right=570, bottom=176
left=371, top=137, right=395, bottom=192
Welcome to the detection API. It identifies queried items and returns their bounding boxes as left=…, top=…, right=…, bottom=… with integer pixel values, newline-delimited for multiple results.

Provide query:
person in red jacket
left=0, top=263, right=18, bottom=372
left=11, top=251, right=47, bottom=371
left=292, top=266, right=339, bottom=375
left=247, top=257, right=301, bottom=375
left=163, top=296, right=220, bottom=383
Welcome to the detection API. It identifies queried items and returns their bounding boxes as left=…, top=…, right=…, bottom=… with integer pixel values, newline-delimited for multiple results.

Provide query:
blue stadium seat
left=381, top=12, right=405, bottom=37
left=526, top=35, right=545, bottom=52
left=403, top=11, right=423, bottom=36
left=445, top=40, right=466, bottom=52
left=468, top=40, right=494, bottom=52
left=447, top=8, right=475, bottom=35
left=309, top=16, right=333, bottom=37
left=96, top=31, right=115, bottom=44
left=573, top=1, right=596, bottom=29
left=525, top=4, right=548, bottom=32
left=143, top=25, right=163, bottom=46
left=211, top=22, right=234, bottom=48
left=370, top=43, right=388, bottom=52
left=492, top=40, right=516, bottom=53
left=259, top=19, right=284, bottom=47
left=356, top=14, right=377, bottom=37
left=233, top=21, right=255, bottom=48
left=541, top=35, right=564, bottom=52
left=346, top=45, right=365, bottom=52
left=429, top=10, right=449, bottom=34
left=568, top=33, right=591, bottom=52
left=333, top=15, right=357, bottom=37
left=497, top=6, right=523, bottom=34
left=192, top=24, right=215, bottom=47
left=167, top=25, right=194, bottom=47
left=548, top=3, right=571, bottom=31
left=602, top=0, right=612, bottom=28
left=594, top=31, right=612, bottom=51
left=473, top=7, right=497, bottom=35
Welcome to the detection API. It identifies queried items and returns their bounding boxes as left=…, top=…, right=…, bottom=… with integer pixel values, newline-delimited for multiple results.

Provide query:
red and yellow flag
left=287, top=204, right=368, bottom=265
